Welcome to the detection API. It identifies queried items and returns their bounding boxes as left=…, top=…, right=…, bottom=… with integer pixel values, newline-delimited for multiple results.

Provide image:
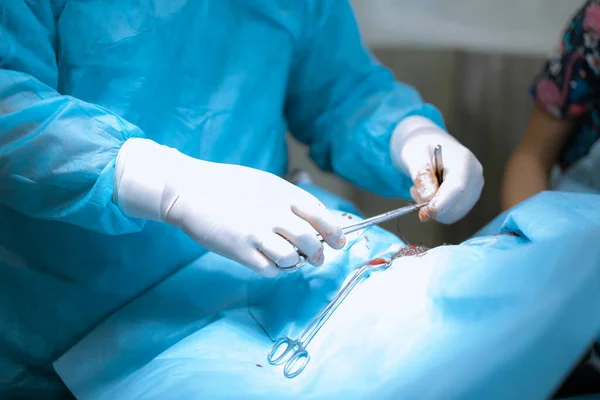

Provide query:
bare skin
left=501, top=105, right=574, bottom=210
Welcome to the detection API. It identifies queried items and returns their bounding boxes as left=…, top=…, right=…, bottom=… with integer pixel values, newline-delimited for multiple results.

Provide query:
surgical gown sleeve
left=0, top=1, right=145, bottom=234
left=285, top=0, right=446, bottom=198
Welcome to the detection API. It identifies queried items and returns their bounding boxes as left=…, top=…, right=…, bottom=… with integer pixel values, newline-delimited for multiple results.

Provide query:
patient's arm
left=501, top=105, right=573, bottom=210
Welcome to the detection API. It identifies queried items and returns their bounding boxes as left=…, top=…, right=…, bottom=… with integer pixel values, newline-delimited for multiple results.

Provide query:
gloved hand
left=390, top=116, right=484, bottom=224
left=113, top=139, right=345, bottom=277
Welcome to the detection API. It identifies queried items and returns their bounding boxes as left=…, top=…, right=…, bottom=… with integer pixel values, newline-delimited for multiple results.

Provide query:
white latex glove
left=390, top=116, right=484, bottom=224
left=113, top=138, right=345, bottom=277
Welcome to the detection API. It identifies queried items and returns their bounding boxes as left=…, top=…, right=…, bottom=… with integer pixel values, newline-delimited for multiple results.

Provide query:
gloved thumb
left=390, top=116, right=445, bottom=201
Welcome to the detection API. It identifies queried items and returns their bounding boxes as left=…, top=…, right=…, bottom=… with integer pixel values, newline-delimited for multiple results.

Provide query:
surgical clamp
left=267, top=256, right=394, bottom=378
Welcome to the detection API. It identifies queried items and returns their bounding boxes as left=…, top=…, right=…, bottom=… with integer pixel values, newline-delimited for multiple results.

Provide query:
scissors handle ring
left=267, top=337, right=297, bottom=365
left=279, top=254, right=307, bottom=274
left=283, top=349, right=311, bottom=379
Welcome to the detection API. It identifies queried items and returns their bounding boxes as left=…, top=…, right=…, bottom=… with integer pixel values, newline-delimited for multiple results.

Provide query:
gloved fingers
left=291, top=198, right=345, bottom=250
left=275, top=217, right=324, bottom=266
left=409, top=163, right=440, bottom=222
left=426, top=182, right=461, bottom=224
left=428, top=157, right=484, bottom=224
left=242, top=248, right=281, bottom=278
left=411, top=165, right=439, bottom=203
left=427, top=178, right=473, bottom=224
left=253, top=233, right=302, bottom=269
left=410, top=186, right=434, bottom=222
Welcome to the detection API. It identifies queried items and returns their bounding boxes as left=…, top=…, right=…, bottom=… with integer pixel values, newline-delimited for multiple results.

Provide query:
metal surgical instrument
left=316, top=202, right=428, bottom=242
left=280, top=144, right=443, bottom=273
left=433, top=144, right=444, bottom=184
left=267, top=256, right=394, bottom=378
left=280, top=202, right=427, bottom=273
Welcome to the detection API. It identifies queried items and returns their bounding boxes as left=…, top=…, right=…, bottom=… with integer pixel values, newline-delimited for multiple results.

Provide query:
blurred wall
left=349, top=0, right=584, bottom=55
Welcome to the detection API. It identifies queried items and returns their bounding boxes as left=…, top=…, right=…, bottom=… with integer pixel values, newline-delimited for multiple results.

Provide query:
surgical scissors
left=279, top=144, right=443, bottom=273
left=267, top=256, right=394, bottom=378
left=280, top=202, right=427, bottom=273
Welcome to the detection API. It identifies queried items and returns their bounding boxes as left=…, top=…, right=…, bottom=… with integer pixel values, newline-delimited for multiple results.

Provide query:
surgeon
left=0, top=0, right=483, bottom=398
left=502, top=0, right=600, bottom=208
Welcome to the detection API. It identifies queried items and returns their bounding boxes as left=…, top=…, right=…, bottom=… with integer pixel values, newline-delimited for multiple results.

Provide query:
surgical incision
left=392, top=244, right=429, bottom=259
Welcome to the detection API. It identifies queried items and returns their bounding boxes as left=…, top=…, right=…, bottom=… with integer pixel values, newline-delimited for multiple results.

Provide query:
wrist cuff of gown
left=113, top=138, right=182, bottom=222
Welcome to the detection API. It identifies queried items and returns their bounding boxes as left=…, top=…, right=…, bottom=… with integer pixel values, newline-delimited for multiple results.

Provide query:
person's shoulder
left=573, top=0, right=600, bottom=33
left=560, top=1, right=600, bottom=51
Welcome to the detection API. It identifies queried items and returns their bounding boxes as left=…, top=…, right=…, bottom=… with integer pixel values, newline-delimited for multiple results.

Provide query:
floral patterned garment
left=531, top=0, right=600, bottom=170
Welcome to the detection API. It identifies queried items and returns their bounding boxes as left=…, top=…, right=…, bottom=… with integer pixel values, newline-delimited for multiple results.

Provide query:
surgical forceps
left=433, top=144, right=444, bottom=185
left=267, top=256, right=394, bottom=378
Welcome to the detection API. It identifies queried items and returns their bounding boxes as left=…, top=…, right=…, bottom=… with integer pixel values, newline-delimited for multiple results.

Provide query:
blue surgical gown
left=0, top=0, right=444, bottom=397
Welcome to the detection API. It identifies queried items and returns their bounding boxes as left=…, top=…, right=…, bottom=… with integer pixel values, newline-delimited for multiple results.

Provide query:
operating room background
left=287, top=0, right=586, bottom=247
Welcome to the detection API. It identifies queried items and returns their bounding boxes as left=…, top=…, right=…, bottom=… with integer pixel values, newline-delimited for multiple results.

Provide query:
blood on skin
left=365, top=245, right=428, bottom=266
left=367, top=258, right=388, bottom=266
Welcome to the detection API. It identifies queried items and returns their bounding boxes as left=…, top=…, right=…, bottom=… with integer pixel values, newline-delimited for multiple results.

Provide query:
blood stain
left=367, top=258, right=387, bottom=266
